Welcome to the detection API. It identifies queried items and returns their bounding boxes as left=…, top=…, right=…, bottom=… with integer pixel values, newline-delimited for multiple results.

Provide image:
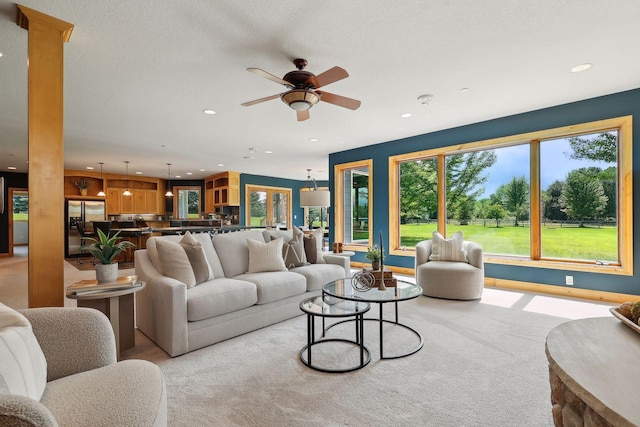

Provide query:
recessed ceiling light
left=135, top=171, right=142, bottom=175
left=0, top=53, right=3, bottom=58
left=265, top=150, right=273, bottom=154
left=401, top=113, right=412, bottom=118
left=86, top=166, right=94, bottom=170
left=175, top=175, right=182, bottom=178
left=417, top=94, right=433, bottom=105
left=309, top=138, right=318, bottom=142
left=199, top=169, right=206, bottom=172
left=8, top=166, right=16, bottom=170
left=217, top=163, right=224, bottom=167
left=570, top=63, right=592, bottom=73
left=186, top=172, right=192, bottom=175
left=203, top=109, right=216, bottom=115
left=460, top=87, right=470, bottom=93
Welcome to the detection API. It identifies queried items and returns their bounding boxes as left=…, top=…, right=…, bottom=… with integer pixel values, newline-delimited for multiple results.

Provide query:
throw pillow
left=180, top=232, right=213, bottom=285
left=247, top=238, right=288, bottom=273
left=156, top=239, right=197, bottom=287
left=0, top=303, right=47, bottom=401
left=429, top=231, right=467, bottom=262
left=304, top=228, right=326, bottom=264
left=272, top=231, right=306, bottom=268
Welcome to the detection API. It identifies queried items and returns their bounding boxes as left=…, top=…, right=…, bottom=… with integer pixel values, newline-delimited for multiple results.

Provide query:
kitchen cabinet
left=213, top=172, right=240, bottom=207
left=106, top=188, right=121, bottom=215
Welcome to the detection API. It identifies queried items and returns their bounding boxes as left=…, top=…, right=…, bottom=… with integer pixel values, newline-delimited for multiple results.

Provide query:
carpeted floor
left=123, top=288, right=612, bottom=427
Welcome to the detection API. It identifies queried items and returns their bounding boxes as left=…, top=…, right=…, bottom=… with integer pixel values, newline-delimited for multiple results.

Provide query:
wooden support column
left=17, top=5, right=74, bottom=307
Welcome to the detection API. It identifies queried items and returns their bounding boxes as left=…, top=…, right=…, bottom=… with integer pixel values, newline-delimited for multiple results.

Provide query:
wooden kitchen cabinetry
left=213, top=172, right=240, bottom=207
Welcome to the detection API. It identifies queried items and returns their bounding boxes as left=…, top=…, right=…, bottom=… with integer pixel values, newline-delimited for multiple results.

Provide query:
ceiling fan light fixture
left=281, top=89, right=320, bottom=111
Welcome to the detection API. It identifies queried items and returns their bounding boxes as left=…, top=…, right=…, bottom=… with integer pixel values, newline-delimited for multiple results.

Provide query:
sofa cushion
left=41, top=359, right=166, bottom=427
left=234, top=271, right=306, bottom=304
left=212, top=230, right=266, bottom=278
left=429, top=231, right=467, bottom=262
left=262, top=228, right=293, bottom=243
left=155, top=239, right=197, bottom=287
left=289, top=263, right=345, bottom=291
left=179, top=232, right=213, bottom=285
left=247, top=238, right=288, bottom=273
left=0, top=303, right=47, bottom=401
left=186, top=278, right=258, bottom=321
left=147, top=233, right=225, bottom=279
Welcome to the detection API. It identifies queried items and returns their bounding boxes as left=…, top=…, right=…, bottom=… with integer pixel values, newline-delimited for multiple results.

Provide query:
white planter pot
left=95, top=263, right=118, bottom=283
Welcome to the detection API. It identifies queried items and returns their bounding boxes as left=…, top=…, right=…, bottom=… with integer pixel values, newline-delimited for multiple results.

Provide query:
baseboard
left=350, top=261, right=634, bottom=304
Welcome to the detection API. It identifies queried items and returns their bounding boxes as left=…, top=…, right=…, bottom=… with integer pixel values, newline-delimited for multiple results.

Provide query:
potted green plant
left=365, top=245, right=384, bottom=270
left=82, top=229, right=135, bottom=282
left=74, top=178, right=94, bottom=196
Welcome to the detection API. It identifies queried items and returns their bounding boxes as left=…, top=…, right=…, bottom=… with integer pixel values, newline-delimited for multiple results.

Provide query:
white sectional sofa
left=135, top=228, right=349, bottom=357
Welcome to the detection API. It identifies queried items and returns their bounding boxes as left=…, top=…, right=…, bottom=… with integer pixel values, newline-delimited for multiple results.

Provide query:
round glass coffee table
left=322, top=278, right=423, bottom=359
left=299, top=296, right=371, bottom=373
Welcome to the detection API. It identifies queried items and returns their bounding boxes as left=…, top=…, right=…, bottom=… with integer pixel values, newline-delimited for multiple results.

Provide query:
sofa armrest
left=322, top=254, right=350, bottom=277
left=19, top=308, right=116, bottom=382
left=0, top=394, right=57, bottom=427
left=135, top=250, right=189, bottom=357
left=415, top=240, right=432, bottom=269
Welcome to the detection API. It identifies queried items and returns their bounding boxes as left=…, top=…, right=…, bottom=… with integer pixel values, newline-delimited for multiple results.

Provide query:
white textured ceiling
left=1, top=1, right=640, bottom=180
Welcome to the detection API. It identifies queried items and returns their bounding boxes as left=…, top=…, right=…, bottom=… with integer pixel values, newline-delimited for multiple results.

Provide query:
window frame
left=172, top=185, right=201, bottom=219
left=334, top=159, right=373, bottom=252
left=389, top=116, right=633, bottom=275
left=244, top=184, right=292, bottom=228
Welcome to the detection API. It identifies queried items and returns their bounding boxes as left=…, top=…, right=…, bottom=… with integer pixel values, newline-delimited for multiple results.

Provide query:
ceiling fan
left=241, top=58, right=361, bottom=121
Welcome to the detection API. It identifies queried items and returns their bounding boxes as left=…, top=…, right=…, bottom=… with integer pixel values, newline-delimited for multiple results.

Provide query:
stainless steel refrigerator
left=65, top=199, right=106, bottom=257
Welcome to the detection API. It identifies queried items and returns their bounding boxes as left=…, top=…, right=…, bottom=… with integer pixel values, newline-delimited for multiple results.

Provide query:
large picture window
left=334, top=159, right=373, bottom=250
left=389, top=116, right=632, bottom=275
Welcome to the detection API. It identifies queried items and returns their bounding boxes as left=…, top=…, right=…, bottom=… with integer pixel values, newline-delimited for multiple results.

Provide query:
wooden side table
left=66, top=278, right=145, bottom=359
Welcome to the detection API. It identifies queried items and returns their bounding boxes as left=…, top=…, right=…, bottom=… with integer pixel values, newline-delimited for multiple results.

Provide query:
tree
left=560, top=169, right=607, bottom=226
left=542, top=180, right=567, bottom=221
left=486, top=203, right=506, bottom=227
left=399, top=160, right=437, bottom=223
left=446, top=151, right=497, bottom=216
left=456, top=196, right=474, bottom=225
left=502, top=176, right=529, bottom=226
left=568, top=131, right=617, bottom=163
left=250, top=191, right=266, bottom=219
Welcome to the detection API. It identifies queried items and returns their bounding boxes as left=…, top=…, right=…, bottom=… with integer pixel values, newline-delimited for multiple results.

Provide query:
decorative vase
left=95, top=263, right=118, bottom=283
left=372, top=260, right=380, bottom=271
left=79, top=188, right=88, bottom=196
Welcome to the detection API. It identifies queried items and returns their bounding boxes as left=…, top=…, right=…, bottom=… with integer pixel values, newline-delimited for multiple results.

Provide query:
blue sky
left=478, top=139, right=613, bottom=199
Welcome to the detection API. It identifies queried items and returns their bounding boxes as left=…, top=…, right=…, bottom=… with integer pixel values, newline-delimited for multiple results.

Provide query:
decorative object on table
left=81, top=229, right=136, bottom=282
left=332, top=242, right=343, bottom=253
left=362, top=267, right=397, bottom=288
left=66, top=275, right=142, bottom=296
left=74, top=177, right=94, bottom=196
left=610, top=300, right=640, bottom=333
left=365, top=245, right=383, bottom=270
left=351, top=271, right=375, bottom=292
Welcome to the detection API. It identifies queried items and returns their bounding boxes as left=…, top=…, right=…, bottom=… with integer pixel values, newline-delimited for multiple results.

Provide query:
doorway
left=8, top=188, right=28, bottom=257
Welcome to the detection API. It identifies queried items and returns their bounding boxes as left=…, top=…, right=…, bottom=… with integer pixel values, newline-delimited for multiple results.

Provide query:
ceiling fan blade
left=247, top=68, right=294, bottom=88
left=317, top=91, right=361, bottom=110
left=241, top=93, right=281, bottom=107
left=297, top=110, right=310, bottom=121
left=315, top=66, right=349, bottom=88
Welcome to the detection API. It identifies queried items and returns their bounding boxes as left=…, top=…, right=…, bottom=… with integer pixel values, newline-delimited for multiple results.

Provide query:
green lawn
left=13, top=213, right=28, bottom=221
left=400, top=223, right=617, bottom=262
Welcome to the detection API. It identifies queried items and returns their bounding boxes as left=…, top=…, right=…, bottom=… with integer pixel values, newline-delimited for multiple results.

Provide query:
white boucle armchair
left=415, top=239, right=485, bottom=300
left=0, top=303, right=166, bottom=426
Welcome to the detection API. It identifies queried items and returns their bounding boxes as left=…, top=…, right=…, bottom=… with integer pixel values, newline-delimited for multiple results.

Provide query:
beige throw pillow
left=0, top=303, right=47, bottom=401
left=429, top=231, right=467, bottom=262
left=156, top=239, right=197, bottom=287
left=180, top=232, right=213, bottom=285
left=247, top=238, right=288, bottom=273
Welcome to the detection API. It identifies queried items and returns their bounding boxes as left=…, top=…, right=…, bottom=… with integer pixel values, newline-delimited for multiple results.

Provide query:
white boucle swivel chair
left=415, top=237, right=484, bottom=300
left=0, top=302, right=167, bottom=426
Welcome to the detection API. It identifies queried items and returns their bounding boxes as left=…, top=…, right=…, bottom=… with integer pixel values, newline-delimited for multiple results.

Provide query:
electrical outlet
left=565, top=275, right=574, bottom=286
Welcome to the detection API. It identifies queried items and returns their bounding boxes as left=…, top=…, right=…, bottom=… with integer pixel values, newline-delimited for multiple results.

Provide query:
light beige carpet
left=125, top=289, right=612, bottom=427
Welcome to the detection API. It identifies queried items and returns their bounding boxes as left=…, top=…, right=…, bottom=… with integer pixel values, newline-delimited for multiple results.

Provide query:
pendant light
left=165, top=163, right=174, bottom=197
left=122, top=161, right=132, bottom=196
left=97, top=162, right=106, bottom=197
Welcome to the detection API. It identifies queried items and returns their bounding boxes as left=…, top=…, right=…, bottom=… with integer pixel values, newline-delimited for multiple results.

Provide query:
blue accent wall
left=240, top=174, right=327, bottom=227
left=329, top=88, right=640, bottom=296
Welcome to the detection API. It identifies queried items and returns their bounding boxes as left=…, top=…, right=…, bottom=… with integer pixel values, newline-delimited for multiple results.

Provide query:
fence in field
left=402, top=218, right=616, bottom=228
